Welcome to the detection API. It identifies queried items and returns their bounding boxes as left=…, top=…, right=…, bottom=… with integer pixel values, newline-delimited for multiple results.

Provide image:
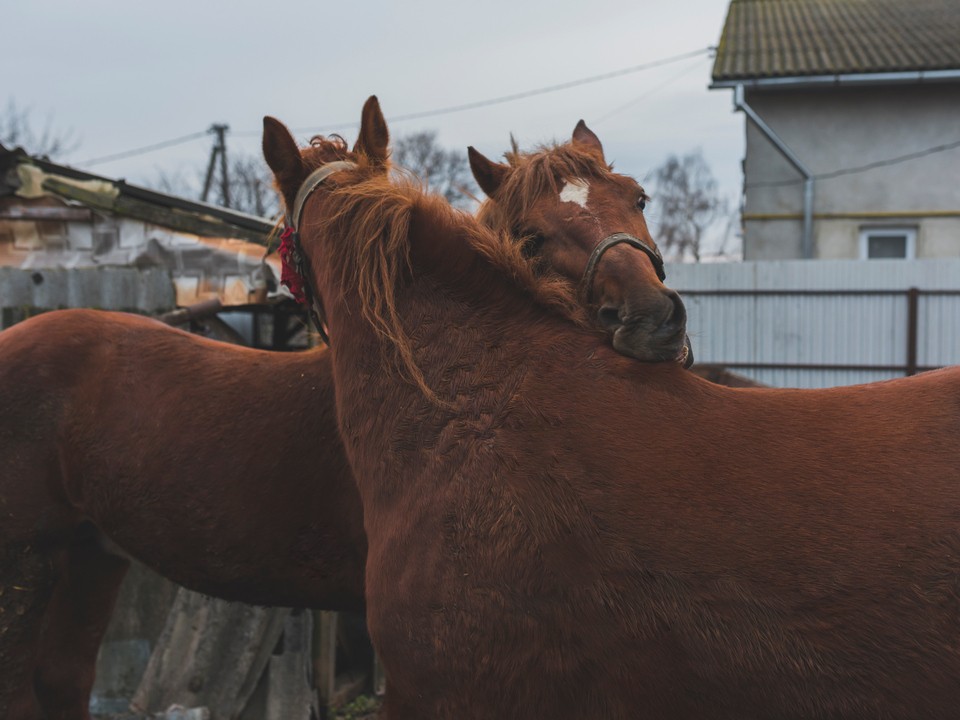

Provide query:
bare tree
left=154, top=150, right=279, bottom=218
left=0, top=98, right=79, bottom=158
left=647, top=150, right=731, bottom=262
left=226, top=153, right=277, bottom=217
left=152, top=128, right=476, bottom=217
left=392, top=130, right=477, bottom=208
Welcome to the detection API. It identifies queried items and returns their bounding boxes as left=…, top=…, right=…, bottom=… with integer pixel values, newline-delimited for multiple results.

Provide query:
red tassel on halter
left=278, top=226, right=307, bottom=305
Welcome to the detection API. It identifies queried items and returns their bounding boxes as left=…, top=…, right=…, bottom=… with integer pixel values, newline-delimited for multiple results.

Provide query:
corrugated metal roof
left=712, top=0, right=960, bottom=82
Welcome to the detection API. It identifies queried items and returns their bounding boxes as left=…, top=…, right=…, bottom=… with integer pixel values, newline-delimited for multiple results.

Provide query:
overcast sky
left=4, top=0, right=742, bottom=249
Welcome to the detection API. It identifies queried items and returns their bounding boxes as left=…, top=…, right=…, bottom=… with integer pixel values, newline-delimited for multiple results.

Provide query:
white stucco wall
left=738, top=83, right=960, bottom=260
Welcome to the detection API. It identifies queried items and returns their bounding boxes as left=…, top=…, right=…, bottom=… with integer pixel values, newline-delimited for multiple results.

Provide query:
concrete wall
left=739, top=84, right=960, bottom=260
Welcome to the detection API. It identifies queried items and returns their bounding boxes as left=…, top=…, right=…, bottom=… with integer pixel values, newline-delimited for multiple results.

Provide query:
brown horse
left=263, top=96, right=960, bottom=719
left=0, top=116, right=692, bottom=718
left=469, top=127, right=691, bottom=364
left=0, top=312, right=365, bottom=720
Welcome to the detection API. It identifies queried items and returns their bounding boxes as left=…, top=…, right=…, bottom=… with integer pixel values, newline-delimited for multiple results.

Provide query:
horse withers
left=264, top=95, right=960, bottom=720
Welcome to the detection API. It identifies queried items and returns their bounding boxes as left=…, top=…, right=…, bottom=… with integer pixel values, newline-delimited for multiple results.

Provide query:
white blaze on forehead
left=559, top=178, right=590, bottom=208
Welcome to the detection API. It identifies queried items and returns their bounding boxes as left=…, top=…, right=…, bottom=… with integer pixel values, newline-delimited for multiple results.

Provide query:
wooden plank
left=373, top=653, right=386, bottom=697
left=131, top=589, right=290, bottom=718
left=264, top=611, right=319, bottom=720
left=313, top=611, right=338, bottom=711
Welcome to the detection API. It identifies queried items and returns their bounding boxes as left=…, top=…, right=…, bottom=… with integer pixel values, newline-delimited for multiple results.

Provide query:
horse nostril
left=657, top=290, right=687, bottom=335
left=597, top=305, right=622, bottom=330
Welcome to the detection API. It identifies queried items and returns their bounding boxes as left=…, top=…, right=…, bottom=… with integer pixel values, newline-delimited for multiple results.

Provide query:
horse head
left=263, top=96, right=392, bottom=340
left=470, top=123, right=692, bottom=366
left=263, top=95, right=389, bottom=211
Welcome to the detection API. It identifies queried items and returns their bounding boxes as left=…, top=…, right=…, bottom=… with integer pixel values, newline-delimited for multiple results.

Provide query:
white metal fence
left=665, top=259, right=960, bottom=388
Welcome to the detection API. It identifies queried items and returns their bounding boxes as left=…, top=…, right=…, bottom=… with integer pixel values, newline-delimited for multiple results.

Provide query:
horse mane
left=314, top=170, right=589, bottom=401
left=475, top=140, right=623, bottom=234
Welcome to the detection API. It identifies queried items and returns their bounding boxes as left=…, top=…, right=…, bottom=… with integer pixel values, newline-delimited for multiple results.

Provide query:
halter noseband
left=279, top=160, right=358, bottom=345
left=578, top=232, right=666, bottom=306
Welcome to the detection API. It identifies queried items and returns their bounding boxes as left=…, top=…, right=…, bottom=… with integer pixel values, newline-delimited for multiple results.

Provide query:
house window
left=859, top=227, right=916, bottom=260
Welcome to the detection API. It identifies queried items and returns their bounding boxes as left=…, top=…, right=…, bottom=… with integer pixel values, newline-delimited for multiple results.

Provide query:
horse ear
left=572, top=120, right=604, bottom=160
left=354, top=95, right=389, bottom=165
left=262, top=116, right=305, bottom=208
left=468, top=146, right=509, bottom=198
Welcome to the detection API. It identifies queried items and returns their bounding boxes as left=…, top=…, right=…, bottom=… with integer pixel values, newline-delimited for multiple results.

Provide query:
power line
left=73, top=46, right=713, bottom=167
left=591, top=55, right=710, bottom=126
left=234, top=46, right=714, bottom=137
left=79, top=130, right=210, bottom=167
left=745, top=137, right=960, bottom=189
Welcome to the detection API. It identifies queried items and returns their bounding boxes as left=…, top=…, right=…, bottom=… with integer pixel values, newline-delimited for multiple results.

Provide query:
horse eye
left=637, top=197, right=647, bottom=211
left=522, top=233, right=546, bottom=258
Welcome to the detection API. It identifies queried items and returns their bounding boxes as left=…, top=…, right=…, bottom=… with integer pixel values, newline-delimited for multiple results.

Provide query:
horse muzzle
left=611, top=322, right=693, bottom=367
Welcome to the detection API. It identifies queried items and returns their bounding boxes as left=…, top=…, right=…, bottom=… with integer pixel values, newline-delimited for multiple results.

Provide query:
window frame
left=858, top=226, right=917, bottom=260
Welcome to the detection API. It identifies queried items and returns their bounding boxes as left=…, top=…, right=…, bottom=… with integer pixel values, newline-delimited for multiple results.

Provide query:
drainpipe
left=734, top=84, right=815, bottom=259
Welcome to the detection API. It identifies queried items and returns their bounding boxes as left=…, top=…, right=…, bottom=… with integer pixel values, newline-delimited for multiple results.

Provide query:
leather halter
left=281, top=160, right=358, bottom=345
left=578, top=232, right=666, bottom=306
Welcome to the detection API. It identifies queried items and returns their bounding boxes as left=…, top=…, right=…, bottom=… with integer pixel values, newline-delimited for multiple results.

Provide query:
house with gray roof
left=711, top=0, right=960, bottom=260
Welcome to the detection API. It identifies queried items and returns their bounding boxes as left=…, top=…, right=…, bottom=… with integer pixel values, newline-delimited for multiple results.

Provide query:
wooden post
left=373, top=652, right=386, bottom=697
left=313, top=611, right=338, bottom=713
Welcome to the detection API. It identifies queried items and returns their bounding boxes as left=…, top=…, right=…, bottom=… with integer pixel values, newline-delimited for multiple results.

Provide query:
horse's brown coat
left=265, top=98, right=960, bottom=720
left=0, top=312, right=365, bottom=719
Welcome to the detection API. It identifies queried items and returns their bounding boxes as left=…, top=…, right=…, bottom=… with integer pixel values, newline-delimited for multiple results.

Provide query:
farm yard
left=2, top=0, right=960, bottom=718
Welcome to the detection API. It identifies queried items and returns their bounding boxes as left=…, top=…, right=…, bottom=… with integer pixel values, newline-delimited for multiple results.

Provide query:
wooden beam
left=40, top=176, right=270, bottom=245
left=313, top=611, right=339, bottom=712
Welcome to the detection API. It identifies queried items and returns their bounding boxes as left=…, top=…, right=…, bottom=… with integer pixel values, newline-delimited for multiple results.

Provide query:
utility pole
left=201, top=124, right=230, bottom=208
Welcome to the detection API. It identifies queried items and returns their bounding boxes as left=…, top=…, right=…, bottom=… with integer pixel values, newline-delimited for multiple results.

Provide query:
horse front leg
left=0, top=542, right=56, bottom=720
left=34, top=530, right=130, bottom=720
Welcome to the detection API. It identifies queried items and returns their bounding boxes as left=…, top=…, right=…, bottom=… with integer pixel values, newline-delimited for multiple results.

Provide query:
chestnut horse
left=468, top=129, right=691, bottom=364
left=0, top=313, right=365, bottom=720
left=263, top=96, right=960, bottom=720
left=0, top=119, right=690, bottom=718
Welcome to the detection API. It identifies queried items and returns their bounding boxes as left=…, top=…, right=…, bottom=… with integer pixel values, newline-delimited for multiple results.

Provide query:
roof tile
left=713, top=0, right=960, bottom=81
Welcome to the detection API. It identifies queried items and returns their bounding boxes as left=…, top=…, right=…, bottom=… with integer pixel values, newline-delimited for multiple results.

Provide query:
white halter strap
left=281, top=160, right=357, bottom=346
left=287, top=160, right=359, bottom=228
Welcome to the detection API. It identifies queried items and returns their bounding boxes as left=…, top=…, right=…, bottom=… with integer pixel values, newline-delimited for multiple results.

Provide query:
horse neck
left=321, top=194, right=627, bottom=477
left=317, top=193, right=730, bottom=541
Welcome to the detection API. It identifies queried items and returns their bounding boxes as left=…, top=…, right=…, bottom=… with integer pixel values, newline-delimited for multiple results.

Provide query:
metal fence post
left=906, top=287, right=920, bottom=376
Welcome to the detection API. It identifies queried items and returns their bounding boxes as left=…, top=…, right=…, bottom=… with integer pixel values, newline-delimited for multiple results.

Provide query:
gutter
left=711, top=69, right=960, bottom=91
left=733, top=84, right=815, bottom=259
